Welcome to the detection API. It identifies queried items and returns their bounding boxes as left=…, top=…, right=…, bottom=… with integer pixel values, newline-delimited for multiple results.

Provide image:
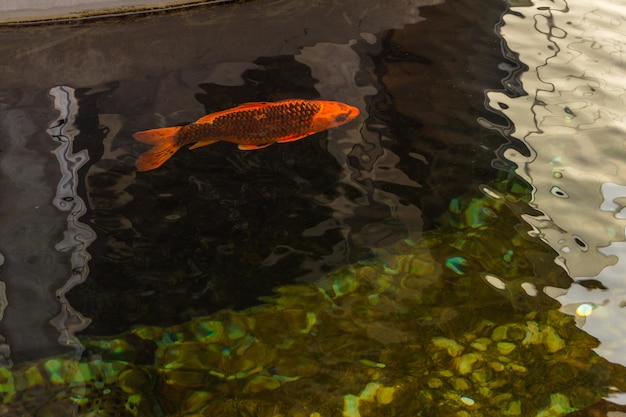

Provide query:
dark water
left=1, top=0, right=626, bottom=416
left=1, top=0, right=512, bottom=338
left=70, top=1, right=512, bottom=335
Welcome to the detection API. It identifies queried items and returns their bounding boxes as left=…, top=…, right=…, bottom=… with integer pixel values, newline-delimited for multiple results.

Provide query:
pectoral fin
left=238, top=143, right=273, bottom=150
left=276, top=133, right=312, bottom=143
left=189, top=140, right=218, bottom=150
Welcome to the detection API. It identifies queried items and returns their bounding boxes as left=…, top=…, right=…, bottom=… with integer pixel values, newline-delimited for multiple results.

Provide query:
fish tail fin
left=133, top=127, right=183, bottom=171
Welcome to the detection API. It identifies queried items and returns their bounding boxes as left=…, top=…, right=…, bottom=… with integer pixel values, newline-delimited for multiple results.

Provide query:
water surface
left=1, top=0, right=626, bottom=415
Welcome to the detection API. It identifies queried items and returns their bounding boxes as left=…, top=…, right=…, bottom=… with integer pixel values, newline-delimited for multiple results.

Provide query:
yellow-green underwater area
left=2, top=178, right=626, bottom=416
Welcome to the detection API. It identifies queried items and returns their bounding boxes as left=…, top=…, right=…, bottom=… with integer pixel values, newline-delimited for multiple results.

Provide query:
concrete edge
left=0, top=0, right=235, bottom=25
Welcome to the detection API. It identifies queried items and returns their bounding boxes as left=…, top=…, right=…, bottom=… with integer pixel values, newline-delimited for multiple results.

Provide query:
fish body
left=134, top=99, right=359, bottom=171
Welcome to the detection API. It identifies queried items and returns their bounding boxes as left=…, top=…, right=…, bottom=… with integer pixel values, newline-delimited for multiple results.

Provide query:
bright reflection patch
left=576, top=303, right=594, bottom=317
left=521, top=282, right=538, bottom=297
left=461, top=395, right=475, bottom=406
left=479, top=185, right=502, bottom=200
left=484, top=274, right=506, bottom=290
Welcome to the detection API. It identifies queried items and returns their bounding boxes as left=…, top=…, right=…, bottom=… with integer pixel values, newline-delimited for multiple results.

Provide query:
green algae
left=1, top=175, right=625, bottom=416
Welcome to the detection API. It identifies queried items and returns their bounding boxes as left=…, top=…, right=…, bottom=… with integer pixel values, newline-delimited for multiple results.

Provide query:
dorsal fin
left=232, top=101, right=269, bottom=109
left=195, top=102, right=269, bottom=124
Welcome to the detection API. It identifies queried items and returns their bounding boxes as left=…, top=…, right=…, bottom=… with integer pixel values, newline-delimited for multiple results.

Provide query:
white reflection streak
left=494, top=0, right=626, bottom=278
left=492, top=0, right=626, bottom=392
left=47, top=86, right=93, bottom=354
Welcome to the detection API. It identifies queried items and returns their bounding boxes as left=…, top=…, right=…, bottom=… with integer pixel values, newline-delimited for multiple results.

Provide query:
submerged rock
left=1, top=177, right=625, bottom=416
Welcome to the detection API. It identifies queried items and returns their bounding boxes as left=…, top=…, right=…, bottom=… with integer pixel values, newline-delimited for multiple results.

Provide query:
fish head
left=312, top=101, right=360, bottom=131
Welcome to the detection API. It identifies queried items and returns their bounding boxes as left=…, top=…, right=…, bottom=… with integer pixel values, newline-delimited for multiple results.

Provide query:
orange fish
left=134, top=99, right=360, bottom=171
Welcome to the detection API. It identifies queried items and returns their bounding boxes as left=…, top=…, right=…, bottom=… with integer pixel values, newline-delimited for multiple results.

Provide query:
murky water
left=1, top=0, right=626, bottom=415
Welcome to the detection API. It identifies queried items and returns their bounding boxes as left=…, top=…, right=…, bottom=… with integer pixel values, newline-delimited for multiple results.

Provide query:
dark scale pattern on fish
left=178, top=101, right=322, bottom=146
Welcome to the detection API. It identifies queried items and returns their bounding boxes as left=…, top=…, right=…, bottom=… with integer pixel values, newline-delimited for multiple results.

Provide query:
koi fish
left=133, top=99, right=359, bottom=171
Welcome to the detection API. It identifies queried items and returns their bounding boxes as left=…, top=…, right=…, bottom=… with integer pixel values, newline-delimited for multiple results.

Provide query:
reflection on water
left=0, top=88, right=77, bottom=363
left=494, top=0, right=626, bottom=278
left=1, top=0, right=626, bottom=415
left=490, top=0, right=626, bottom=387
left=48, top=86, right=93, bottom=356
